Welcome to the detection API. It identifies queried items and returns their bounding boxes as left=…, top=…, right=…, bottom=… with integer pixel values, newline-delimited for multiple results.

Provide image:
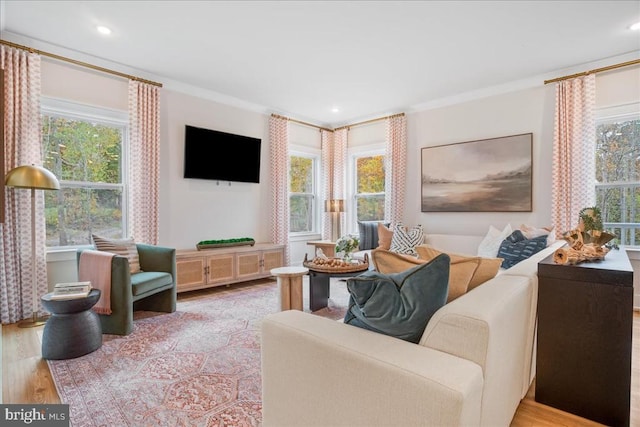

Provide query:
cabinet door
left=207, top=253, right=235, bottom=285
left=176, top=256, right=206, bottom=292
left=236, top=251, right=262, bottom=280
left=262, top=248, right=284, bottom=273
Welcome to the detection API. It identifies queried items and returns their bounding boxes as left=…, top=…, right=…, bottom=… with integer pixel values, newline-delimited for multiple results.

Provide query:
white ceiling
left=1, top=1, right=639, bottom=127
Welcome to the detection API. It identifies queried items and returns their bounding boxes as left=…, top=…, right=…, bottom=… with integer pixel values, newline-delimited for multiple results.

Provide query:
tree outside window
left=289, top=155, right=316, bottom=233
left=355, top=154, right=385, bottom=221
left=41, top=102, right=127, bottom=247
left=595, top=115, right=640, bottom=246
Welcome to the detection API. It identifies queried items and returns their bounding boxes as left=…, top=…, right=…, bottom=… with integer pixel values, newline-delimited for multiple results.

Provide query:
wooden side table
left=41, top=289, right=103, bottom=360
left=536, top=249, right=634, bottom=427
left=271, top=266, right=308, bottom=311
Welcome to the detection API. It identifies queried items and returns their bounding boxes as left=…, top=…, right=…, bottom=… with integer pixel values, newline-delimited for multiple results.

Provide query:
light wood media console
left=175, top=243, right=285, bottom=293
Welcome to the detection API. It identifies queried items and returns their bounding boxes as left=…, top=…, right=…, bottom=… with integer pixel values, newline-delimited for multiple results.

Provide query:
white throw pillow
left=477, top=224, right=512, bottom=258
left=520, top=224, right=557, bottom=247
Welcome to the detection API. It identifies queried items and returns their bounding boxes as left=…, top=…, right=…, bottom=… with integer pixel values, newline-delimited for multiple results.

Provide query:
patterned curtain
left=321, top=129, right=333, bottom=240
left=128, top=80, right=160, bottom=244
left=333, top=128, right=348, bottom=236
left=384, top=114, right=407, bottom=226
left=551, top=75, right=596, bottom=235
left=269, top=115, right=290, bottom=265
left=0, top=46, right=45, bottom=323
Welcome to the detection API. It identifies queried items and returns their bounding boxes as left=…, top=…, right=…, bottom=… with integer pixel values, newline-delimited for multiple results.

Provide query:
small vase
left=343, top=252, right=353, bottom=263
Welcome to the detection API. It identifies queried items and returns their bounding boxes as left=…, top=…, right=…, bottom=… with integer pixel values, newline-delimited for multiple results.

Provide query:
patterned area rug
left=47, top=277, right=351, bottom=427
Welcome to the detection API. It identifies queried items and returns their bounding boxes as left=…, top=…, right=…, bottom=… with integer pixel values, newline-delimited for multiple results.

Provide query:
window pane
left=45, top=187, right=124, bottom=246
left=356, top=155, right=385, bottom=193
left=290, top=194, right=313, bottom=232
left=356, top=195, right=385, bottom=221
left=290, top=156, right=313, bottom=193
left=595, top=118, right=640, bottom=246
left=42, top=116, right=122, bottom=183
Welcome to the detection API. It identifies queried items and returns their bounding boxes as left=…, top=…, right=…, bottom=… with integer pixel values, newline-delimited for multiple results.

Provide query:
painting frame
left=421, top=133, right=533, bottom=212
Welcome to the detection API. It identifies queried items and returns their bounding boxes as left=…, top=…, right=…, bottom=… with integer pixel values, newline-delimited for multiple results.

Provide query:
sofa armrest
left=261, top=311, right=483, bottom=427
left=136, top=244, right=176, bottom=279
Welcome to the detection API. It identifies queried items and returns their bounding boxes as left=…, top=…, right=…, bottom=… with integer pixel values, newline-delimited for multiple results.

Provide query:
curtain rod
left=270, top=113, right=333, bottom=132
left=334, top=112, right=405, bottom=131
left=0, top=39, right=163, bottom=87
left=544, top=58, right=640, bottom=85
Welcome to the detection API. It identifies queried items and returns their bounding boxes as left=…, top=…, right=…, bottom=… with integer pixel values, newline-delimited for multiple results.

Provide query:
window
left=595, top=105, right=640, bottom=246
left=352, top=152, right=385, bottom=223
left=41, top=98, right=128, bottom=247
left=289, top=153, right=318, bottom=234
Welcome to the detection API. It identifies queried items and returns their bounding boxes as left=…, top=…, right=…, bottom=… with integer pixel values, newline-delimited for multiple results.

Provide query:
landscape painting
left=421, top=133, right=532, bottom=212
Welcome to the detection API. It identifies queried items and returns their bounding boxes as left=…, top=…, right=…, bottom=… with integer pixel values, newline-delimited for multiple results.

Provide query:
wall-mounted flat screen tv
left=184, top=125, right=261, bottom=183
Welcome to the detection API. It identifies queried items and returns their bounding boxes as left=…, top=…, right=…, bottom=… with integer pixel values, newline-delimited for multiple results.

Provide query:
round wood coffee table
left=41, top=289, right=102, bottom=360
left=271, top=266, right=309, bottom=311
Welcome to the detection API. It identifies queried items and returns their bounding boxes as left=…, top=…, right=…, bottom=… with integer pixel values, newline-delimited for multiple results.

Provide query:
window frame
left=347, top=145, right=386, bottom=234
left=41, top=96, right=129, bottom=249
left=594, top=101, right=640, bottom=248
left=288, top=146, right=321, bottom=237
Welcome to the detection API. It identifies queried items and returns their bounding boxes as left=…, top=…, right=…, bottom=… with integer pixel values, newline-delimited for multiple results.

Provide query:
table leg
left=277, top=277, right=291, bottom=311
left=309, top=272, right=330, bottom=311
left=290, top=275, right=303, bottom=311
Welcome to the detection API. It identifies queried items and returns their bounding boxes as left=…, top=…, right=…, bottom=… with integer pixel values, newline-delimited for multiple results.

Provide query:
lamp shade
left=325, top=199, right=344, bottom=213
left=5, top=165, right=60, bottom=190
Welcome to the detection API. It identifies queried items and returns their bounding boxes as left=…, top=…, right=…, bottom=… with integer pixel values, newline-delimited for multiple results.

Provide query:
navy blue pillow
left=498, top=230, right=547, bottom=269
left=357, top=221, right=390, bottom=250
left=343, top=254, right=450, bottom=343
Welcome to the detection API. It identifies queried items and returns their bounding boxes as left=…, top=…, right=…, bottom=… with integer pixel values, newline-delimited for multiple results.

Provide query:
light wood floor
left=2, top=300, right=638, bottom=426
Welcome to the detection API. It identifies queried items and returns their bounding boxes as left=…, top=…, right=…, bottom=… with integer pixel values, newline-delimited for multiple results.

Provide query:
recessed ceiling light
left=630, top=22, right=640, bottom=31
left=331, top=107, right=340, bottom=113
left=96, top=26, right=112, bottom=35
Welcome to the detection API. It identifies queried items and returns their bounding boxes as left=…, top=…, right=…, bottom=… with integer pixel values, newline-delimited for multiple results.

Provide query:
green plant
left=578, top=206, right=603, bottom=231
left=335, top=235, right=359, bottom=254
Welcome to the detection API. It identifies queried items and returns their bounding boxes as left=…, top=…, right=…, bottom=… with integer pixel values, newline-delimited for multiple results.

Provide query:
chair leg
left=135, top=287, right=176, bottom=313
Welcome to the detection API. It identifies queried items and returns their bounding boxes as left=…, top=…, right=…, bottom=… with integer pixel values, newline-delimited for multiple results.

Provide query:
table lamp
left=325, top=199, right=344, bottom=242
left=5, top=164, right=60, bottom=328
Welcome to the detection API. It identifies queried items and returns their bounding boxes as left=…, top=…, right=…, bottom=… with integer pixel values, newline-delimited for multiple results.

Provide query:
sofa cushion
left=497, top=230, right=547, bottom=269
left=477, top=224, right=512, bottom=258
left=390, top=223, right=424, bottom=256
left=358, top=221, right=390, bottom=250
left=92, top=234, right=141, bottom=274
left=377, top=223, right=394, bottom=250
left=344, top=254, right=450, bottom=343
left=372, top=249, right=479, bottom=302
left=416, top=245, right=502, bottom=290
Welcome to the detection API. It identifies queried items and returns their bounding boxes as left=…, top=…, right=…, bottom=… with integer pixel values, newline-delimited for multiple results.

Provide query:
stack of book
left=50, top=281, right=93, bottom=300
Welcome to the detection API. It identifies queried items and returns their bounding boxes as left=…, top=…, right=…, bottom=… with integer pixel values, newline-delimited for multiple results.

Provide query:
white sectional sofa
left=261, top=234, right=566, bottom=427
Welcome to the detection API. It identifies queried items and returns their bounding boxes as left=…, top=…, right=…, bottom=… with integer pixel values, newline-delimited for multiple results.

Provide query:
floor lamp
left=325, top=199, right=344, bottom=242
left=5, top=165, right=60, bottom=328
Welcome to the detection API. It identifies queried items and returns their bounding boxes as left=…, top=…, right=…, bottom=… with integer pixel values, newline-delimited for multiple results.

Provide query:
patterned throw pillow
left=92, top=234, right=141, bottom=274
left=497, top=230, right=547, bottom=269
left=344, top=254, right=450, bottom=343
left=389, top=223, right=424, bottom=256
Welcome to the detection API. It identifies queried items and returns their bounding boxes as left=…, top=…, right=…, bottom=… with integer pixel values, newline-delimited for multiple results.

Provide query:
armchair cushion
left=131, top=271, right=174, bottom=296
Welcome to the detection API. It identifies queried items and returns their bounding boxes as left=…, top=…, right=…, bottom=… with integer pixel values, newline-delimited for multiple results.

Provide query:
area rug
left=47, top=278, right=351, bottom=427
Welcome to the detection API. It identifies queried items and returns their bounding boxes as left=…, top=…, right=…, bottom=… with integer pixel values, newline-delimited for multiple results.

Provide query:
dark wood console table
left=536, top=248, right=634, bottom=426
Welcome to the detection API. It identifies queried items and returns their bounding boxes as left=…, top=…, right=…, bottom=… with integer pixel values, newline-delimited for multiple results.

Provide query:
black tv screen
left=184, top=125, right=261, bottom=183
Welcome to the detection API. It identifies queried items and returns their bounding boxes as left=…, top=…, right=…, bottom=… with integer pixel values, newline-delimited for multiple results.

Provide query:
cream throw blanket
left=79, top=250, right=115, bottom=315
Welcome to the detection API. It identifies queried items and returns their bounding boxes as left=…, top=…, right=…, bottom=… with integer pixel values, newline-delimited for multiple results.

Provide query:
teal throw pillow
left=343, top=254, right=450, bottom=343
left=497, top=230, right=547, bottom=269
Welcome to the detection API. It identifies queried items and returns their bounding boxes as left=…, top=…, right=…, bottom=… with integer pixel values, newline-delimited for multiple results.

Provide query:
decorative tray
left=196, top=238, right=255, bottom=251
left=303, top=253, right=369, bottom=273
